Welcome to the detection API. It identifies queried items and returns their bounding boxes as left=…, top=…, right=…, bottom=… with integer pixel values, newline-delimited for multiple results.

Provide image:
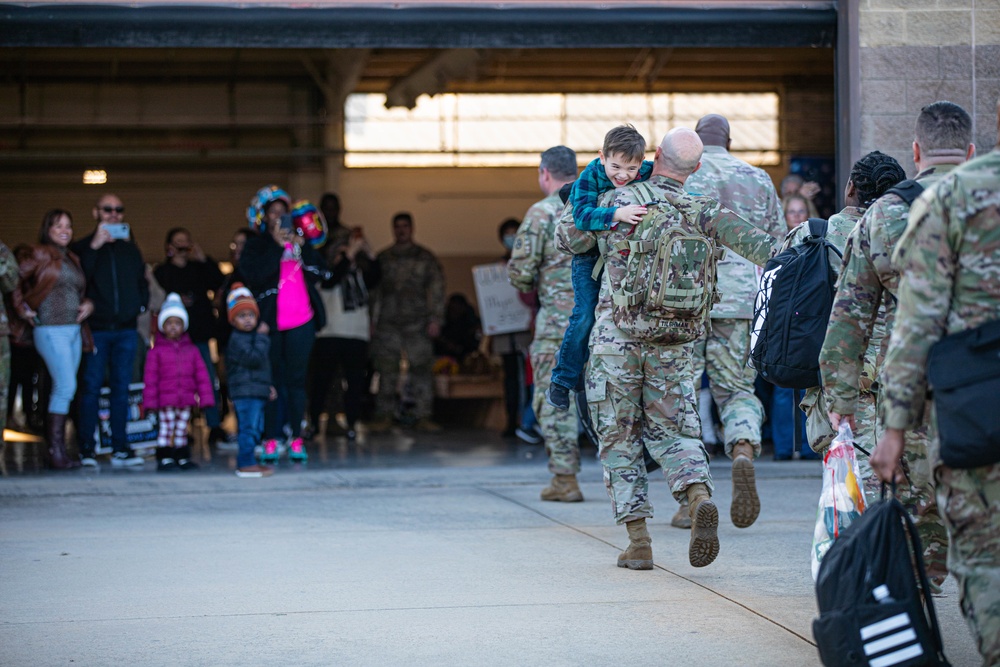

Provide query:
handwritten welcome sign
left=472, top=263, right=532, bottom=336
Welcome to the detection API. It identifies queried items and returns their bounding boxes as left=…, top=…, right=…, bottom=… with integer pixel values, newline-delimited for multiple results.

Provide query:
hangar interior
left=0, top=3, right=837, bottom=302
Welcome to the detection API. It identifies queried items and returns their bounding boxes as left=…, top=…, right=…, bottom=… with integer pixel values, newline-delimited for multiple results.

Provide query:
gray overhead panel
left=0, top=2, right=837, bottom=50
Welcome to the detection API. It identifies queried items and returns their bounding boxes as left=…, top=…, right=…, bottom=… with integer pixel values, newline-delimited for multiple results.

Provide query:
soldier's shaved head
left=657, top=128, right=703, bottom=180
left=694, top=114, right=730, bottom=148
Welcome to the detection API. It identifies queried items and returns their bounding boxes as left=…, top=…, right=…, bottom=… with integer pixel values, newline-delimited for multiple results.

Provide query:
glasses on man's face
left=172, top=245, right=191, bottom=253
left=101, top=206, right=125, bottom=214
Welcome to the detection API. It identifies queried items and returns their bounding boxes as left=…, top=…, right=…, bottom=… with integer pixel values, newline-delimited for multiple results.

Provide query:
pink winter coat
left=142, top=331, right=216, bottom=411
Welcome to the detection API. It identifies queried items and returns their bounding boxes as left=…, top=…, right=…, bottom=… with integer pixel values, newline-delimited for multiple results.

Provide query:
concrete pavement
left=0, top=432, right=982, bottom=666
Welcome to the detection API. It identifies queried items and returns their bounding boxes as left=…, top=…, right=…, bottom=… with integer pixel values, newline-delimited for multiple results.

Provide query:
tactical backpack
left=597, top=182, right=723, bottom=346
left=749, top=217, right=842, bottom=389
left=813, top=493, right=949, bottom=667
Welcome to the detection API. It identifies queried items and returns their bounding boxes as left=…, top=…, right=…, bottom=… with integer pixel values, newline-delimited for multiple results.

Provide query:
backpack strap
left=806, top=217, right=829, bottom=239
left=884, top=179, right=925, bottom=207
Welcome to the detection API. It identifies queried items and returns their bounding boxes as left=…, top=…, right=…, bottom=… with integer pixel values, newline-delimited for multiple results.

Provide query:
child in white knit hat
left=142, top=292, right=216, bottom=471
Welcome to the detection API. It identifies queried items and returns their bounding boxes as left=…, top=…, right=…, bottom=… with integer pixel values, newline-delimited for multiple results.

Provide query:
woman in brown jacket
left=13, top=209, right=94, bottom=469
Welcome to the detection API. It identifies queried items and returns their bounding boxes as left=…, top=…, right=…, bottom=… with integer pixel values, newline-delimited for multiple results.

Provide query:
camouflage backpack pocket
left=603, top=211, right=720, bottom=346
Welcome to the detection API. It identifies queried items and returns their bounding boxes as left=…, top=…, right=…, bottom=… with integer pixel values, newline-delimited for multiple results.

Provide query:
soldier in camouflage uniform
left=369, top=213, right=446, bottom=431
left=822, top=102, right=975, bottom=589
left=508, top=146, right=583, bottom=501
left=559, top=128, right=777, bottom=570
left=873, top=100, right=1000, bottom=664
left=680, top=114, right=785, bottom=530
left=779, top=151, right=904, bottom=458
left=0, top=241, right=19, bottom=475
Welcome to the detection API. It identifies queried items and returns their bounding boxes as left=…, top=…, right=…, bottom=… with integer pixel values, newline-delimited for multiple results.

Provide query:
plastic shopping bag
left=810, top=423, right=867, bottom=580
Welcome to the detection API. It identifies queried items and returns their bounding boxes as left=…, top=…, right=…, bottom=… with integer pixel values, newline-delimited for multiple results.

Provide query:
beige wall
left=859, top=0, right=1000, bottom=175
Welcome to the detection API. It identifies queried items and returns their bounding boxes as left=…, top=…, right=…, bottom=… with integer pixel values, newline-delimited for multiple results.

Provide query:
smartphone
left=104, top=222, right=130, bottom=240
left=279, top=213, right=295, bottom=231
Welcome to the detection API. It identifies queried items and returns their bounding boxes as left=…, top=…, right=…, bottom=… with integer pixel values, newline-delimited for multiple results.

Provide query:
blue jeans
left=771, top=387, right=810, bottom=459
left=33, top=324, right=82, bottom=414
left=233, top=397, right=265, bottom=468
left=79, top=329, right=138, bottom=455
left=551, top=252, right=600, bottom=391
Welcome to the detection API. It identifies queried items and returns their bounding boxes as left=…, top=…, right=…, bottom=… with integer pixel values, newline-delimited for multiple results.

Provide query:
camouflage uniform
left=881, top=150, right=1000, bottom=665
left=508, top=193, right=579, bottom=475
left=370, top=243, right=445, bottom=421
left=558, top=175, right=776, bottom=524
left=685, top=145, right=784, bottom=456
left=0, top=242, right=18, bottom=441
left=820, top=167, right=957, bottom=584
left=780, top=207, right=864, bottom=455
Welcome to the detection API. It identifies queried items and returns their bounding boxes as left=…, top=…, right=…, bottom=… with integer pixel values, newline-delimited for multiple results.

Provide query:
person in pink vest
left=143, top=292, right=215, bottom=472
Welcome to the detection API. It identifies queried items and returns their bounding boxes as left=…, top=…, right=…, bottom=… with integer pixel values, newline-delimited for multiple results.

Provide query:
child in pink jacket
left=143, top=293, right=215, bottom=472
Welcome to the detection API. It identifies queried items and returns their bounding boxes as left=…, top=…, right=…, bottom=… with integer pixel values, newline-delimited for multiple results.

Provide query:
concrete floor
left=0, top=428, right=983, bottom=666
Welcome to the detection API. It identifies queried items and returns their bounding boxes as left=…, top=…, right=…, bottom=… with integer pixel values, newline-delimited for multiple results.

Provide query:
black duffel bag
left=927, top=318, right=1000, bottom=468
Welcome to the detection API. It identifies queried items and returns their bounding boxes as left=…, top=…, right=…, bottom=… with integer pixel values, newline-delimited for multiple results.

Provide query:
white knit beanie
left=157, top=292, right=189, bottom=332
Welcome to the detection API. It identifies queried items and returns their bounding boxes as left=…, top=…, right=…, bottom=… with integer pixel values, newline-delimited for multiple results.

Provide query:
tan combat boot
left=730, top=439, right=760, bottom=528
left=540, top=474, right=584, bottom=502
left=670, top=499, right=692, bottom=529
left=617, top=518, right=653, bottom=570
left=686, top=483, right=720, bottom=568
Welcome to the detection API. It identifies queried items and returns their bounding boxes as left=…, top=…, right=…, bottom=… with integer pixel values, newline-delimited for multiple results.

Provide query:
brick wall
left=859, top=0, right=1000, bottom=175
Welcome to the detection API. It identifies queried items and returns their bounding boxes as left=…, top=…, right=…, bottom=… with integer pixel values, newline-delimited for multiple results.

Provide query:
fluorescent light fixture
left=83, top=169, right=107, bottom=185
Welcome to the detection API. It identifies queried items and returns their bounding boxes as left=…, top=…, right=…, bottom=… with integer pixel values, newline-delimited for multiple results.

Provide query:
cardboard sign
left=472, top=263, right=532, bottom=336
left=94, top=382, right=159, bottom=454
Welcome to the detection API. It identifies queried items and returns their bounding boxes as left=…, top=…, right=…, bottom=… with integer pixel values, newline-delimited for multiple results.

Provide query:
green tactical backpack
left=597, top=183, right=723, bottom=346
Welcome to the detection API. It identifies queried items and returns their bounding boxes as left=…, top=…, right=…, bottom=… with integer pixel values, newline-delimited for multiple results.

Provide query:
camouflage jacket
left=684, top=146, right=784, bottom=319
left=0, top=241, right=18, bottom=336
left=507, top=193, right=574, bottom=350
left=881, top=149, right=1000, bottom=430
left=559, top=174, right=777, bottom=351
left=372, top=242, right=445, bottom=329
left=820, top=166, right=957, bottom=415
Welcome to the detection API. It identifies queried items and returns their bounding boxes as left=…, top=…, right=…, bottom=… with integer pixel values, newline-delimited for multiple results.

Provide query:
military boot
left=686, top=483, right=719, bottom=568
left=670, top=499, right=692, bottom=529
left=617, top=518, right=653, bottom=570
left=730, top=439, right=760, bottom=528
left=540, top=474, right=584, bottom=502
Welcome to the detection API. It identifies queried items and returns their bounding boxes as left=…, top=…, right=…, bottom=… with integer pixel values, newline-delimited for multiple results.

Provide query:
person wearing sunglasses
left=154, top=227, right=226, bottom=446
left=71, top=193, right=150, bottom=468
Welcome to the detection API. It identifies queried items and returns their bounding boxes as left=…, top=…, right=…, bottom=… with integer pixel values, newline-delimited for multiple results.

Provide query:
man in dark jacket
left=71, top=194, right=149, bottom=468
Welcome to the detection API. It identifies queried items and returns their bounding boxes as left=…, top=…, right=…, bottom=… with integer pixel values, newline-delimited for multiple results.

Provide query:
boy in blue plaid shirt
left=546, top=124, right=654, bottom=410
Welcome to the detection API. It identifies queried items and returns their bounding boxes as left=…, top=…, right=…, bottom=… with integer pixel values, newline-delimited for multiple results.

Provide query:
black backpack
left=813, top=495, right=949, bottom=667
left=749, top=217, right=842, bottom=389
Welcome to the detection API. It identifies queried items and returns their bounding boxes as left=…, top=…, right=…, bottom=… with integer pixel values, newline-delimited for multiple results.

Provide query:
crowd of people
left=505, top=99, right=999, bottom=664
left=0, top=188, right=451, bottom=476
left=0, top=95, right=996, bottom=664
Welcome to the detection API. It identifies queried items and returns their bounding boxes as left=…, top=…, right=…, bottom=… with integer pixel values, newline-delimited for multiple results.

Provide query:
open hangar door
left=0, top=1, right=838, bottom=300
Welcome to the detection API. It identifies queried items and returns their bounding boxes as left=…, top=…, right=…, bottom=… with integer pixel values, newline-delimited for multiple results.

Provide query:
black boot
left=47, top=413, right=80, bottom=470
left=176, top=445, right=199, bottom=471
left=156, top=447, right=178, bottom=472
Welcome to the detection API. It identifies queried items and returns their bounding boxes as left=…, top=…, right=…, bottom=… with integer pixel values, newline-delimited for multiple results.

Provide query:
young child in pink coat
left=143, top=292, right=216, bottom=472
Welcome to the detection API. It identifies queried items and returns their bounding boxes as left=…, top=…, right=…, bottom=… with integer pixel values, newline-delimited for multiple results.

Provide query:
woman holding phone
left=12, top=209, right=94, bottom=469
left=241, top=186, right=328, bottom=464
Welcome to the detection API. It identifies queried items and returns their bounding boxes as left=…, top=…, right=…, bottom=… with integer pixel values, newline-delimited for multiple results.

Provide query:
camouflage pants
left=530, top=345, right=580, bottom=476
left=0, top=336, right=9, bottom=436
left=802, top=388, right=876, bottom=456
left=805, top=387, right=948, bottom=585
left=935, top=461, right=1000, bottom=665
left=692, top=318, right=763, bottom=456
left=588, top=341, right=713, bottom=524
left=870, top=398, right=949, bottom=585
left=371, top=324, right=434, bottom=421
